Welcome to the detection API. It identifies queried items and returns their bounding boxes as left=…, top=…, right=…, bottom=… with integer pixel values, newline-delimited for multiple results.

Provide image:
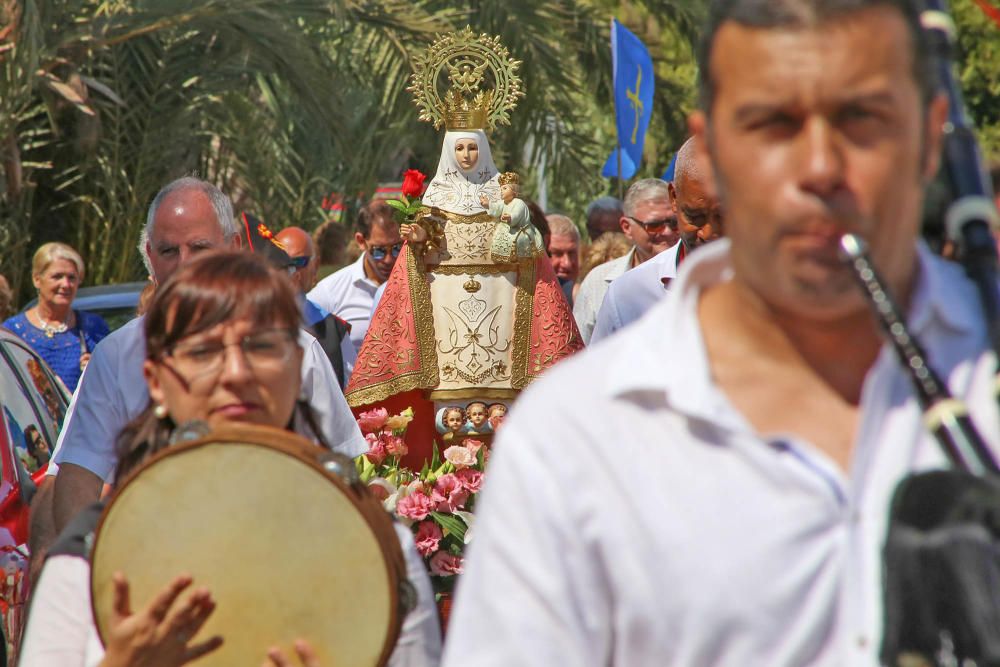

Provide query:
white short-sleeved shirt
left=591, top=240, right=684, bottom=343
left=571, top=247, right=636, bottom=344
left=307, top=254, right=380, bottom=352
left=443, top=239, right=1000, bottom=667
left=49, top=317, right=367, bottom=482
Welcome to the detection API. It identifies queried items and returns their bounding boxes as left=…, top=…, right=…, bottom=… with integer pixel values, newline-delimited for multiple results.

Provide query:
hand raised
left=400, top=223, right=428, bottom=243
left=262, top=639, right=322, bottom=667
left=99, top=572, right=222, bottom=667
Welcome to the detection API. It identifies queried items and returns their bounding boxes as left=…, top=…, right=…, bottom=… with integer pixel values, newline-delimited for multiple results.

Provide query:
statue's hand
left=478, top=194, right=490, bottom=207
left=500, top=214, right=512, bottom=223
left=400, top=223, right=428, bottom=243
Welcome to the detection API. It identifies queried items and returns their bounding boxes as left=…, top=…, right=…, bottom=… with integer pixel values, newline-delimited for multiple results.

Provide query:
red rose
left=401, top=169, right=427, bottom=198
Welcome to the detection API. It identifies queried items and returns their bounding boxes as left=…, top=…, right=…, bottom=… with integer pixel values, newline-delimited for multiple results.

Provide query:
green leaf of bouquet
left=384, top=199, right=409, bottom=213
left=431, top=512, right=467, bottom=541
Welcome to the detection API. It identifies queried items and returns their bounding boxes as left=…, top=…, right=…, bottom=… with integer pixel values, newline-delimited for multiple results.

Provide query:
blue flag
left=662, top=153, right=677, bottom=182
left=601, top=19, right=655, bottom=180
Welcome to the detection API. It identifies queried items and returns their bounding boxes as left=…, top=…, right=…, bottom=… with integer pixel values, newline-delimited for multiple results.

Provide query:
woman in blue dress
left=3, top=243, right=109, bottom=392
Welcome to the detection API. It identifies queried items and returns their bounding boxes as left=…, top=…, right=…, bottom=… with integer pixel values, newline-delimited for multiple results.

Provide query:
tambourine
left=90, top=423, right=409, bottom=666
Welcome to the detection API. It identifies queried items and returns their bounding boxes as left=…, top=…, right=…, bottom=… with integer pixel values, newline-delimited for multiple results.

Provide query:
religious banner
left=601, top=18, right=655, bottom=180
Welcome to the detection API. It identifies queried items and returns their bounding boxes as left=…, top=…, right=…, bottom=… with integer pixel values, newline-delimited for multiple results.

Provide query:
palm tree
left=0, top=0, right=703, bottom=300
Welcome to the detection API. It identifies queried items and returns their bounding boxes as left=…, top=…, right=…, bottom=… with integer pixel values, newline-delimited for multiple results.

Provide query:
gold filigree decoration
left=432, top=263, right=519, bottom=276
left=408, top=26, right=524, bottom=132
left=510, top=260, right=536, bottom=389
left=429, top=387, right=518, bottom=401
left=345, top=251, right=440, bottom=407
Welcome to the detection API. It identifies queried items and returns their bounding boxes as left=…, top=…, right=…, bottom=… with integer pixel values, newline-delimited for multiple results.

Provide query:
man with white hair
left=46, top=177, right=366, bottom=535
left=591, top=138, right=725, bottom=342
left=545, top=214, right=581, bottom=306
left=572, top=179, right=678, bottom=343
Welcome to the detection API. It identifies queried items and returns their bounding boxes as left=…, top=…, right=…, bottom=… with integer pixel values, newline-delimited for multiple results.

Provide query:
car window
left=0, top=339, right=66, bottom=476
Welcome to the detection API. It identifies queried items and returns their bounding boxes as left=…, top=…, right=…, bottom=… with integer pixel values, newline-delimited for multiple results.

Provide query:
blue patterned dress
left=3, top=311, right=110, bottom=392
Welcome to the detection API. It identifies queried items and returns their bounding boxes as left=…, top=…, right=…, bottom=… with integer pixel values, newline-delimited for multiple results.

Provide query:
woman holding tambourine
left=19, top=252, right=441, bottom=667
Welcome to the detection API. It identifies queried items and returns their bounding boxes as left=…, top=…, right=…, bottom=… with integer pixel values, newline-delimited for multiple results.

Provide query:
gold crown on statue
left=408, top=26, right=524, bottom=132
left=463, top=277, right=482, bottom=293
left=498, top=172, right=519, bottom=186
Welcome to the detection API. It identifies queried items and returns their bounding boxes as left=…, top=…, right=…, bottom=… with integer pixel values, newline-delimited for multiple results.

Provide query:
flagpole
left=610, top=18, right=624, bottom=201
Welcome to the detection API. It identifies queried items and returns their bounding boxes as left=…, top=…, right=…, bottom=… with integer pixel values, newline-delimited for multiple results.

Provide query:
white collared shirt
left=49, top=317, right=367, bottom=482
left=572, top=247, right=636, bottom=344
left=591, top=240, right=684, bottom=343
left=307, top=254, right=380, bottom=352
left=443, top=239, right=1000, bottom=667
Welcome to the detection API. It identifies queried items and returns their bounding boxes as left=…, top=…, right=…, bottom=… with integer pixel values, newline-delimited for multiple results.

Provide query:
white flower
left=444, top=445, right=476, bottom=469
left=454, top=510, right=477, bottom=545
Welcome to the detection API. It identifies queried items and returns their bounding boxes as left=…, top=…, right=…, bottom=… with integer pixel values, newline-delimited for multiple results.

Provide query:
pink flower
left=429, top=551, right=464, bottom=577
left=414, top=521, right=442, bottom=557
left=384, top=412, right=414, bottom=431
left=464, top=439, right=485, bottom=454
left=384, top=434, right=408, bottom=458
left=357, top=408, right=389, bottom=434
left=455, top=468, right=484, bottom=493
left=432, top=473, right=469, bottom=512
left=396, top=490, right=435, bottom=522
left=444, top=445, right=476, bottom=469
left=365, top=432, right=387, bottom=466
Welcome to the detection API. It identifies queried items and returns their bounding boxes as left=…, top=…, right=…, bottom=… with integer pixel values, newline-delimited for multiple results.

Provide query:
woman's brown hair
left=114, top=251, right=310, bottom=482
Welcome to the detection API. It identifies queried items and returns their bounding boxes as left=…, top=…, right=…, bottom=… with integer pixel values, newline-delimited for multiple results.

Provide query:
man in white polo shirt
left=591, top=137, right=724, bottom=343
left=308, top=200, right=402, bottom=352
left=571, top=179, right=678, bottom=343
left=44, top=177, right=366, bottom=538
left=442, top=1, right=1000, bottom=664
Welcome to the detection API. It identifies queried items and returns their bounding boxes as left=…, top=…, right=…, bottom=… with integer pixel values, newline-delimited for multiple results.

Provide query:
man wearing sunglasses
left=308, top=200, right=403, bottom=352
left=572, top=178, right=679, bottom=343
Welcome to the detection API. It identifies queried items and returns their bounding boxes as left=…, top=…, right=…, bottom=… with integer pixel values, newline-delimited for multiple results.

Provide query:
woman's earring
left=154, top=404, right=168, bottom=419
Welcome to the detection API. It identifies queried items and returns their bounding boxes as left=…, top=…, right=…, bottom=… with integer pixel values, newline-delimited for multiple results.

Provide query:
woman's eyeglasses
left=163, top=329, right=297, bottom=383
left=368, top=243, right=403, bottom=261
left=626, top=216, right=678, bottom=234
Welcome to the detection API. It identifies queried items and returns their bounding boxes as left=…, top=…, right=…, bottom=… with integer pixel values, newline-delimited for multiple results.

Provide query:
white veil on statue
left=421, top=130, right=501, bottom=216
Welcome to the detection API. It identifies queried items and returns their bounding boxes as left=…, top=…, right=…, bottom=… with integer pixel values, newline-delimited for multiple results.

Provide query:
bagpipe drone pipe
left=843, top=2, right=1000, bottom=664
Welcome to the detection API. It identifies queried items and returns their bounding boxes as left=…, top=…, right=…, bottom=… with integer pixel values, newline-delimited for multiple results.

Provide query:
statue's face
left=454, top=139, right=480, bottom=171
left=500, top=184, right=516, bottom=204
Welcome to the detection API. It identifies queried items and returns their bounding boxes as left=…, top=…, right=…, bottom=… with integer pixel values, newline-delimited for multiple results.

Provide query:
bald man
left=669, top=138, right=724, bottom=249
left=590, top=138, right=725, bottom=343
left=276, top=226, right=356, bottom=388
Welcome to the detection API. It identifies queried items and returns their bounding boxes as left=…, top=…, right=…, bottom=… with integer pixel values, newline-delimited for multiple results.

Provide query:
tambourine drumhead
left=91, top=425, right=403, bottom=666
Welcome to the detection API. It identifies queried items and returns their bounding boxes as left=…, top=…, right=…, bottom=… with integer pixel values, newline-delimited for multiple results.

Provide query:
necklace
left=35, top=313, right=69, bottom=338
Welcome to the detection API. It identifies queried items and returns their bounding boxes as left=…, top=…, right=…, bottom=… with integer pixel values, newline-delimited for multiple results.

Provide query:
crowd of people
left=1, top=0, right=1000, bottom=665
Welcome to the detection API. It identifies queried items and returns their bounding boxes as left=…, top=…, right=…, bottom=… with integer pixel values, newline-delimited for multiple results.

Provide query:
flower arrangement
left=355, top=406, right=487, bottom=594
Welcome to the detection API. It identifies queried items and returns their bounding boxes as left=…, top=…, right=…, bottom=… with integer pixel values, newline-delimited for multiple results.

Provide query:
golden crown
left=408, top=27, right=524, bottom=132
left=498, top=171, right=519, bottom=186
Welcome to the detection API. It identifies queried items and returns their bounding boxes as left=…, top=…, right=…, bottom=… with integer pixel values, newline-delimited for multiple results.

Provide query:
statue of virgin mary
left=344, top=29, right=583, bottom=466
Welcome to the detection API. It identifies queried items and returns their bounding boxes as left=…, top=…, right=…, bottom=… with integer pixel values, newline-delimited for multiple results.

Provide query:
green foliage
left=954, top=0, right=1000, bottom=162
left=6, top=0, right=992, bottom=305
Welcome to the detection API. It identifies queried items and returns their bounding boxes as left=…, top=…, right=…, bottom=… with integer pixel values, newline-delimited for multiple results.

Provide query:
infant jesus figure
left=478, top=171, right=544, bottom=263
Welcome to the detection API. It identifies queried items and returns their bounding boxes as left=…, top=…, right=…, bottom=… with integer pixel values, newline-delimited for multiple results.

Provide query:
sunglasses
left=284, top=255, right=311, bottom=275
left=627, top=216, right=678, bottom=234
left=368, top=243, right=403, bottom=261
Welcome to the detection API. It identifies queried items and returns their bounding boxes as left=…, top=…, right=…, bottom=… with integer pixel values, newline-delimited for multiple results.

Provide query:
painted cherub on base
left=464, top=401, right=492, bottom=434
left=487, top=403, right=507, bottom=432
left=478, top=171, right=544, bottom=263
left=436, top=406, right=467, bottom=441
